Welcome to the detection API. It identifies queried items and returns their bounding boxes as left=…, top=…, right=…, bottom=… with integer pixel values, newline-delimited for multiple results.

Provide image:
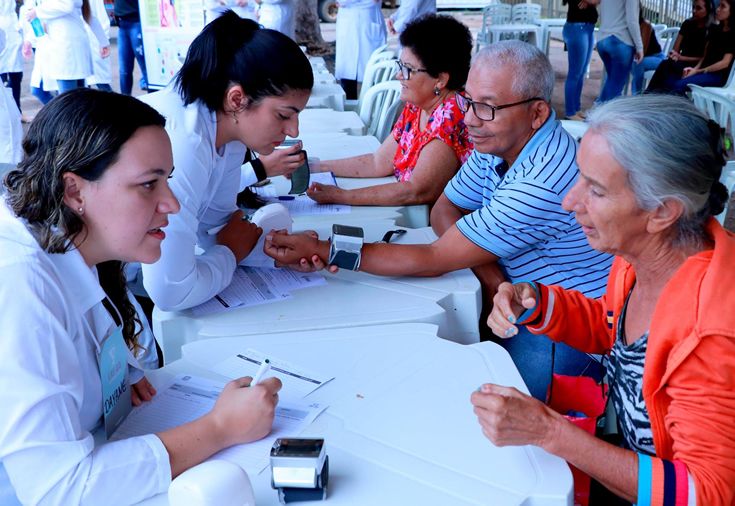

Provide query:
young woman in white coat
left=0, top=27, right=22, bottom=164
left=0, top=88, right=282, bottom=505
left=335, top=0, right=386, bottom=99
left=140, top=12, right=314, bottom=312
left=256, top=0, right=295, bottom=39
left=20, top=0, right=57, bottom=105
left=26, top=0, right=110, bottom=93
left=85, top=0, right=112, bottom=91
left=0, top=0, right=25, bottom=119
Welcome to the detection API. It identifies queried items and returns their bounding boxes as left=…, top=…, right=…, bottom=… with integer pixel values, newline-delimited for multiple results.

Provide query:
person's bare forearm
left=431, top=197, right=466, bottom=237
left=335, top=181, right=442, bottom=207
left=546, top=419, right=639, bottom=502
left=321, top=154, right=392, bottom=178
left=158, top=414, right=226, bottom=478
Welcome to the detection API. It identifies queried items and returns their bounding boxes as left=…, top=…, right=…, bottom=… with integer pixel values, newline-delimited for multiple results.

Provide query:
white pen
left=206, top=214, right=250, bottom=236
left=250, top=358, right=271, bottom=386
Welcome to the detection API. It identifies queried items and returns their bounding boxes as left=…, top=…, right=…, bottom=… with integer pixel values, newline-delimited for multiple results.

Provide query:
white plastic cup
left=309, top=157, right=322, bottom=173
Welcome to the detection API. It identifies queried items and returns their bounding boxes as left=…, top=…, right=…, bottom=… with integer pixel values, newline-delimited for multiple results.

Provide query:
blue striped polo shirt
left=444, top=112, right=613, bottom=297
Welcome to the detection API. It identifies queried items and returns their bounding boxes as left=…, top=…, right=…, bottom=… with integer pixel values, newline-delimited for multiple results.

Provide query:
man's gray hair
left=474, top=40, right=554, bottom=102
left=586, top=95, right=728, bottom=249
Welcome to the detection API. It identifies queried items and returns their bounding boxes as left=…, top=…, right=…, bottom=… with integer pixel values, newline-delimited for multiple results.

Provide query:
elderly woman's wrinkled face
left=562, top=131, right=650, bottom=257
left=396, top=47, right=439, bottom=108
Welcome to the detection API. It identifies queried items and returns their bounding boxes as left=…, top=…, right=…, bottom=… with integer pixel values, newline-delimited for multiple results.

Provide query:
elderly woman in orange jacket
left=473, top=94, right=735, bottom=505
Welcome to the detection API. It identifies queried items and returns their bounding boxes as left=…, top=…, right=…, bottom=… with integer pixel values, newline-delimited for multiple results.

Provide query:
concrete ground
left=16, top=11, right=604, bottom=122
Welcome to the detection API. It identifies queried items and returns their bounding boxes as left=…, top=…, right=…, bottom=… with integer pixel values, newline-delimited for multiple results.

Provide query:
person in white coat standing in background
left=20, top=0, right=57, bottom=105
left=335, top=0, right=386, bottom=99
left=0, top=0, right=27, bottom=122
left=257, top=0, right=294, bottom=39
left=26, top=0, right=110, bottom=94
left=387, top=0, right=434, bottom=35
left=85, top=0, right=112, bottom=91
left=0, top=27, right=22, bottom=165
left=204, top=1, right=256, bottom=24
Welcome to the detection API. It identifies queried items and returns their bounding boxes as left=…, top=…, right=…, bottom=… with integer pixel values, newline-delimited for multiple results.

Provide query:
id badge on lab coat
left=99, top=325, right=132, bottom=439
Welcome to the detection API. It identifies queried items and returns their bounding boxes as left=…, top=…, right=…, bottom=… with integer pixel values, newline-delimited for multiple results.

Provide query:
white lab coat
left=204, top=0, right=257, bottom=24
left=139, top=86, right=259, bottom=311
left=85, top=0, right=111, bottom=85
left=0, top=0, right=23, bottom=73
left=34, top=0, right=109, bottom=81
left=259, top=0, right=295, bottom=39
left=0, top=199, right=171, bottom=506
left=335, top=0, right=386, bottom=82
left=390, top=0, right=435, bottom=34
left=0, top=28, right=22, bottom=165
left=19, top=1, right=58, bottom=91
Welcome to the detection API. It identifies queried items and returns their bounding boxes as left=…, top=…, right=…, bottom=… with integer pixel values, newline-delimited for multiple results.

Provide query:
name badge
left=99, top=326, right=132, bottom=440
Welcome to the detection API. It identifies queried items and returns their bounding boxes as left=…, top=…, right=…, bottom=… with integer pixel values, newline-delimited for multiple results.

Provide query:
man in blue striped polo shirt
left=265, top=41, right=613, bottom=400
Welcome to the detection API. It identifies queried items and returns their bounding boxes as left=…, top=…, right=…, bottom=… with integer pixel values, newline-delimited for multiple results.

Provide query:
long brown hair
left=4, top=88, right=166, bottom=354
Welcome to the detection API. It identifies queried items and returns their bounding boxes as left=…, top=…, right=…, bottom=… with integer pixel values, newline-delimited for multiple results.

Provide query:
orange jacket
left=519, top=219, right=735, bottom=505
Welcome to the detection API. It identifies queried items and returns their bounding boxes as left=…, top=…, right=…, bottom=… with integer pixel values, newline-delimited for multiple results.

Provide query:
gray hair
left=474, top=40, right=554, bottom=103
left=586, top=95, right=729, bottom=249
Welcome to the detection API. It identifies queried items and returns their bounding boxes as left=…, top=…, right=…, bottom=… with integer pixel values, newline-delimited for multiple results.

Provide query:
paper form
left=111, top=374, right=327, bottom=474
left=255, top=267, right=327, bottom=292
left=211, top=349, right=334, bottom=401
left=271, top=197, right=350, bottom=216
left=251, top=185, right=277, bottom=198
left=308, top=172, right=338, bottom=186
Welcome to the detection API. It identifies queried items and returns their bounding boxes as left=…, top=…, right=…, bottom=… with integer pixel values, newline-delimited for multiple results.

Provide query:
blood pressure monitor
left=270, top=438, right=329, bottom=504
left=328, top=224, right=364, bottom=271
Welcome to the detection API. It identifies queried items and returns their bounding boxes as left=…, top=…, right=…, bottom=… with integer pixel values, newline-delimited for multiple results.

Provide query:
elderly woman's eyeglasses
left=455, top=91, right=544, bottom=121
left=395, top=60, right=429, bottom=80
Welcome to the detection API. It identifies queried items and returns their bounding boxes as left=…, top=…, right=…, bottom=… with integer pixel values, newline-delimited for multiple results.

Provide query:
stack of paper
left=191, top=266, right=327, bottom=316
left=251, top=172, right=351, bottom=216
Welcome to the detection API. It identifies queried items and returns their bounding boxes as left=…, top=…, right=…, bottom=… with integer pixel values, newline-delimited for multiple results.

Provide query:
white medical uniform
left=259, top=0, right=295, bottom=39
left=85, top=0, right=111, bottom=87
left=34, top=0, right=109, bottom=81
left=0, top=28, right=21, bottom=165
left=335, top=0, right=386, bottom=82
left=204, top=0, right=257, bottom=24
left=140, top=86, right=259, bottom=311
left=0, top=199, right=171, bottom=505
left=0, top=0, right=22, bottom=74
left=389, top=0, right=435, bottom=34
left=19, top=1, right=58, bottom=93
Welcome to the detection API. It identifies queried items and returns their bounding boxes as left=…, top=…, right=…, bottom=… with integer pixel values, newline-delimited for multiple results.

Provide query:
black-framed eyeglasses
left=395, top=60, right=429, bottom=80
left=455, top=91, right=544, bottom=121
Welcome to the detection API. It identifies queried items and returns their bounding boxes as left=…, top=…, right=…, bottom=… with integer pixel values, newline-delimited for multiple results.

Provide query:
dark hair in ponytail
left=82, top=0, right=91, bottom=24
left=4, top=88, right=166, bottom=355
left=175, top=11, right=314, bottom=112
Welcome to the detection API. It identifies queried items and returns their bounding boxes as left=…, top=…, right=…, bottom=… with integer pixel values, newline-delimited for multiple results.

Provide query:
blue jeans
left=95, top=83, right=114, bottom=92
left=118, top=18, right=148, bottom=95
left=669, top=72, right=726, bottom=95
left=56, top=79, right=85, bottom=94
left=496, top=326, right=603, bottom=401
left=631, top=51, right=665, bottom=94
left=563, top=22, right=595, bottom=117
left=596, top=35, right=635, bottom=102
left=31, top=84, right=55, bottom=104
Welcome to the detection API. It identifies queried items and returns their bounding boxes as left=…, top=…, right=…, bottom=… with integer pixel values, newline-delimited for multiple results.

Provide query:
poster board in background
left=138, top=0, right=205, bottom=90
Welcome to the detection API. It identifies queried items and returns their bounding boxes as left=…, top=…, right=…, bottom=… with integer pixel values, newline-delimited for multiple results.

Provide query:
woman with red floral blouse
left=308, top=14, right=473, bottom=207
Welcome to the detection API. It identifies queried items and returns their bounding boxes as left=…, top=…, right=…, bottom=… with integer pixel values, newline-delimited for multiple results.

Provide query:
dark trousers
left=1, top=72, right=22, bottom=112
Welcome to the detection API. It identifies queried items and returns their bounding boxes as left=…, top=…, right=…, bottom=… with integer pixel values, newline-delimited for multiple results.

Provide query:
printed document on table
left=190, top=267, right=294, bottom=316
left=308, top=172, right=338, bottom=186
left=255, top=266, right=327, bottom=292
left=211, top=349, right=335, bottom=400
left=111, top=374, right=327, bottom=474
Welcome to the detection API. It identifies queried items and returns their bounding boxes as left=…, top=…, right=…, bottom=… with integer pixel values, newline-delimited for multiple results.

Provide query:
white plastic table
left=299, top=109, right=365, bottom=136
left=534, top=18, right=566, bottom=54
left=306, top=83, right=346, bottom=111
left=135, top=324, right=573, bottom=505
left=152, top=219, right=481, bottom=363
left=487, top=24, right=542, bottom=50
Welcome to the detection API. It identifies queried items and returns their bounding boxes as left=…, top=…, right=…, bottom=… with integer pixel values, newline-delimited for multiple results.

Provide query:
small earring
left=434, top=87, right=440, bottom=96
left=232, top=112, right=238, bottom=124
left=78, top=207, right=83, bottom=213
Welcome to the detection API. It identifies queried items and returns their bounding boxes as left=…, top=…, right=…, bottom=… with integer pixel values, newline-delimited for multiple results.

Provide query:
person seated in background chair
left=631, top=7, right=666, bottom=94
left=265, top=41, right=614, bottom=402
left=647, top=0, right=734, bottom=95
left=307, top=15, right=473, bottom=208
left=645, top=0, right=714, bottom=93
left=474, top=94, right=735, bottom=506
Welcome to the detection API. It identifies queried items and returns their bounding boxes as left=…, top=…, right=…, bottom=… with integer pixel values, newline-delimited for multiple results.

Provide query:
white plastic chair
left=652, top=23, right=667, bottom=37
left=476, top=2, right=510, bottom=51
left=689, top=84, right=735, bottom=132
left=559, top=120, right=589, bottom=142
left=640, top=27, right=680, bottom=91
left=358, top=80, right=403, bottom=141
left=511, top=2, right=541, bottom=24
left=374, top=98, right=405, bottom=143
left=716, top=161, right=735, bottom=225
left=345, top=49, right=395, bottom=111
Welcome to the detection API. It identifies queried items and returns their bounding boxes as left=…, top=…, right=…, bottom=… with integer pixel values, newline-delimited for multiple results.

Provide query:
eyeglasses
left=455, top=91, right=544, bottom=121
left=395, top=60, right=429, bottom=80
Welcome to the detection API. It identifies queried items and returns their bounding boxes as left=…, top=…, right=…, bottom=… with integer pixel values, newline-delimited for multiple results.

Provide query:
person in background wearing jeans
left=562, top=0, right=598, bottom=121
left=631, top=8, right=665, bottom=94
left=596, top=0, right=643, bottom=102
left=115, top=0, right=148, bottom=94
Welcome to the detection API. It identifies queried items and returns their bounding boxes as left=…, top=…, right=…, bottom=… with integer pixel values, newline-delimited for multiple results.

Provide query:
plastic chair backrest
left=355, top=57, right=397, bottom=111
left=716, top=161, right=735, bottom=225
left=482, top=3, right=511, bottom=28
left=374, top=98, right=405, bottom=143
left=359, top=80, right=403, bottom=138
left=652, top=23, right=667, bottom=37
left=559, top=120, right=589, bottom=143
left=658, top=27, right=679, bottom=56
left=512, top=2, right=541, bottom=24
left=690, top=84, right=735, bottom=132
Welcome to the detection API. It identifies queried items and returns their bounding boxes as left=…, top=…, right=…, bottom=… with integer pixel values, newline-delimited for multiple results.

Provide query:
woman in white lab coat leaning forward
left=0, top=89, right=282, bottom=505
left=140, top=12, right=315, bottom=312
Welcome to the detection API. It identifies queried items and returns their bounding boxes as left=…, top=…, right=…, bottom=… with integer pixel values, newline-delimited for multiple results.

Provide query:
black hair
left=175, top=11, right=314, bottom=112
left=4, top=88, right=167, bottom=355
left=399, top=14, right=473, bottom=91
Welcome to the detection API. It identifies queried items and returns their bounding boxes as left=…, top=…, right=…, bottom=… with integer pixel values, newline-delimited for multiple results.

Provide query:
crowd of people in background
left=1, top=3, right=735, bottom=506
